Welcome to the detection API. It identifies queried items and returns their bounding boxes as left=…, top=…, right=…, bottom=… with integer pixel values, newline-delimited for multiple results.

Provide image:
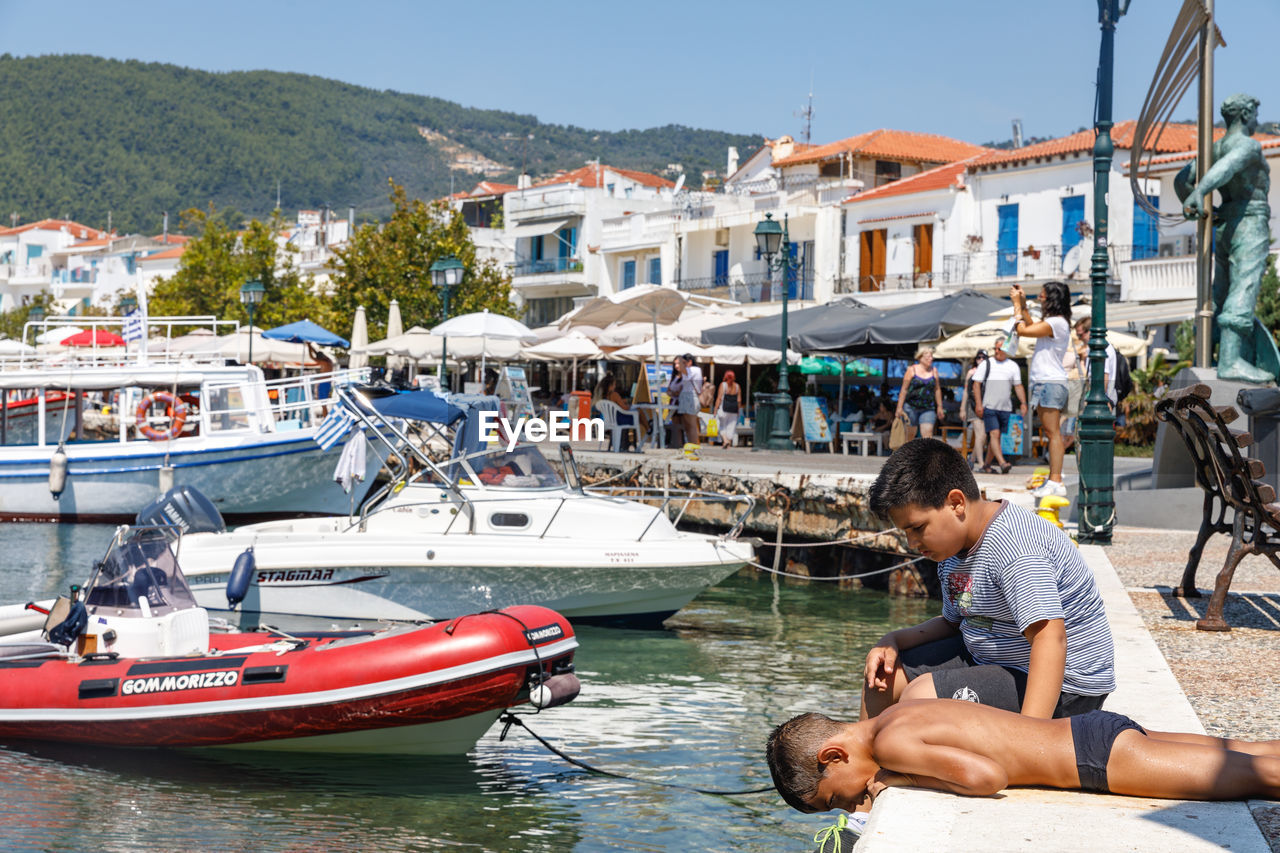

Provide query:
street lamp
left=429, top=255, right=465, bottom=387
left=753, top=212, right=800, bottom=451
left=1077, top=0, right=1129, bottom=545
left=239, top=279, right=265, bottom=366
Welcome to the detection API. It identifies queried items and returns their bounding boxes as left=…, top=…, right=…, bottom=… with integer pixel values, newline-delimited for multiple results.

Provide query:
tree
left=329, top=181, right=514, bottom=341
left=149, top=205, right=333, bottom=330
left=1256, top=253, right=1280, bottom=342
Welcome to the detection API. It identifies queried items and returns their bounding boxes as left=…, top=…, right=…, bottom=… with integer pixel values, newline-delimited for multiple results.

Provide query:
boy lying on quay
left=767, top=699, right=1280, bottom=812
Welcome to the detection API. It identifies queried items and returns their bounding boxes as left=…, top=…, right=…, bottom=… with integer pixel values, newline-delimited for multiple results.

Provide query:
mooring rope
left=497, top=711, right=774, bottom=797
left=745, top=554, right=928, bottom=582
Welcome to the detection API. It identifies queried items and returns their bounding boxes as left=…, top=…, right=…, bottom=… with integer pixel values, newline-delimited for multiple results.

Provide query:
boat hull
left=0, top=435, right=385, bottom=522
left=181, top=531, right=753, bottom=628
left=0, top=605, right=576, bottom=753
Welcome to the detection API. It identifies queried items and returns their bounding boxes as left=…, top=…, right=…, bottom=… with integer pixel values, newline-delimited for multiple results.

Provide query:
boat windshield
left=84, top=529, right=200, bottom=616
left=456, top=444, right=564, bottom=489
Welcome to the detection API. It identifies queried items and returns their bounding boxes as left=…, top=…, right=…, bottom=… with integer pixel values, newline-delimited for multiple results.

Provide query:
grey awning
left=507, top=218, right=572, bottom=238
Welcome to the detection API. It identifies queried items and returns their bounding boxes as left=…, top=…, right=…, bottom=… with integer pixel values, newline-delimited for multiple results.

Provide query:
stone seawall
left=568, top=450, right=937, bottom=597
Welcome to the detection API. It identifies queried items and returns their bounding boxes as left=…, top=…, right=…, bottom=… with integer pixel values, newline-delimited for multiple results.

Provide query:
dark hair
left=868, top=438, right=980, bottom=520
left=1040, top=280, right=1072, bottom=322
left=766, top=712, right=846, bottom=813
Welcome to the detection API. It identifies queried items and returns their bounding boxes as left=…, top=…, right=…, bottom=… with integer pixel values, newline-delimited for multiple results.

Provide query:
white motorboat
left=0, top=317, right=385, bottom=521
left=177, top=386, right=756, bottom=628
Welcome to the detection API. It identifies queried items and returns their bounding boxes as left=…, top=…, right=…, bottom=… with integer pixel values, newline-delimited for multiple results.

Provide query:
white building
left=503, top=164, right=674, bottom=326
left=0, top=219, right=110, bottom=312
left=450, top=181, right=518, bottom=269
left=284, top=209, right=352, bottom=293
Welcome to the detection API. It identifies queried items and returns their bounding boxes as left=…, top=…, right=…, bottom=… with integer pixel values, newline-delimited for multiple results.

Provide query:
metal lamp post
left=239, top=279, right=265, bottom=366
left=753, top=212, right=798, bottom=451
left=1077, top=0, right=1129, bottom=545
left=428, top=256, right=465, bottom=388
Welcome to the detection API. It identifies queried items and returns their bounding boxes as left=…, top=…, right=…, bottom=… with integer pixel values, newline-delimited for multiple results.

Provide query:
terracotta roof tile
left=1126, top=136, right=1280, bottom=169
left=856, top=211, right=939, bottom=225
left=773, top=129, right=991, bottom=167
left=150, top=234, right=190, bottom=244
left=140, top=245, right=186, bottom=262
left=532, top=164, right=674, bottom=190
left=0, top=218, right=109, bottom=239
left=843, top=157, right=980, bottom=205
left=451, top=180, right=519, bottom=200
left=969, top=120, right=1280, bottom=169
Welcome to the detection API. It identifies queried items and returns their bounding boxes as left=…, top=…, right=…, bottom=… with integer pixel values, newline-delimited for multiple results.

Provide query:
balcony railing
left=512, top=257, right=584, bottom=277
left=835, top=273, right=934, bottom=293
left=938, top=243, right=1144, bottom=286
left=677, top=271, right=813, bottom=303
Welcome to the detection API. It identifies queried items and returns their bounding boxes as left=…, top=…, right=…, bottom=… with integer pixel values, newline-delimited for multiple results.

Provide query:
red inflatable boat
left=0, top=528, right=579, bottom=754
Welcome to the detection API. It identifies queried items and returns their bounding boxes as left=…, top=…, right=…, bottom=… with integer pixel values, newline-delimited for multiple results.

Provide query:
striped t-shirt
left=938, top=501, right=1116, bottom=696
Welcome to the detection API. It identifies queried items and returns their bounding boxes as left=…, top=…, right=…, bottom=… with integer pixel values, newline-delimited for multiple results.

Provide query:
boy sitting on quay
left=863, top=439, right=1113, bottom=720
left=766, top=700, right=1280, bottom=812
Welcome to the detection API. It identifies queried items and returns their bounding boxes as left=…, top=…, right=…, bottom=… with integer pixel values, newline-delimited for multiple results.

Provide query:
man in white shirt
left=1073, top=318, right=1115, bottom=409
left=972, top=340, right=1027, bottom=474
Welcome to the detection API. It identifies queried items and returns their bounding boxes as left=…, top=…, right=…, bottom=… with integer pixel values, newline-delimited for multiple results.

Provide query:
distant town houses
left=446, top=120, right=1280, bottom=349
left=8, top=119, right=1280, bottom=340
left=0, top=207, right=356, bottom=315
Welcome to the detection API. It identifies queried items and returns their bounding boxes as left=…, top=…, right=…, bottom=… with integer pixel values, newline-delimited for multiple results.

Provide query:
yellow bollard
left=1036, top=495, right=1071, bottom=528
left=1026, top=466, right=1050, bottom=490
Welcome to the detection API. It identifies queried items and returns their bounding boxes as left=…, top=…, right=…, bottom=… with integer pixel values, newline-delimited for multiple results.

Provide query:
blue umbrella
left=262, top=319, right=350, bottom=348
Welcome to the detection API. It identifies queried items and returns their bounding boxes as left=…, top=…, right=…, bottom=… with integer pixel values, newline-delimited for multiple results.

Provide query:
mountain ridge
left=0, top=54, right=762, bottom=233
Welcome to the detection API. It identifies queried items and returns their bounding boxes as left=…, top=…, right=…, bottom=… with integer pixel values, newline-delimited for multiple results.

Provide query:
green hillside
left=0, top=54, right=761, bottom=234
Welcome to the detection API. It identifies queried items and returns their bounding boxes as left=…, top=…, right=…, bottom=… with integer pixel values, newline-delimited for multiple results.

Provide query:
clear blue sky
left=2, top=0, right=1277, bottom=146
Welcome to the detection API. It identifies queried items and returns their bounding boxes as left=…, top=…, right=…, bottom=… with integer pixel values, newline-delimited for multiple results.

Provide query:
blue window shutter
left=648, top=257, right=661, bottom=284
left=714, top=250, right=728, bottom=286
left=997, top=204, right=1018, bottom=277
left=622, top=260, right=636, bottom=289
left=1132, top=195, right=1159, bottom=260
left=1061, top=196, right=1085, bottom=253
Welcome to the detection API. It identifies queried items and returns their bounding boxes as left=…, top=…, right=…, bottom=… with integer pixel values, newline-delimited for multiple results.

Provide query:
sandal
left=979, top=465, right=1000, bottom=475
left=1000, top=462, right=1013, bottom=475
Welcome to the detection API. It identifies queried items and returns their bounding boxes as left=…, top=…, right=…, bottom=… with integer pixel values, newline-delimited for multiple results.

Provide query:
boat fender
left=48, top=442, right=68, bottom=499
left=528, top=673, right=580, bottom=710
left=227, top=547, right=256, bottom=610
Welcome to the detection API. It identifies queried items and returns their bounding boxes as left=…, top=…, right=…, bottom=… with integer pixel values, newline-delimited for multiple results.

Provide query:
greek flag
left=314, top=405, right=355, bottom=450
left=122, top=309, right=145, bottom=343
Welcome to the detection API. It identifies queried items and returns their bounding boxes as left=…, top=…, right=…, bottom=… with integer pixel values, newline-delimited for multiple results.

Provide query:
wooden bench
left=1154, top=383, right=1280, bottom=631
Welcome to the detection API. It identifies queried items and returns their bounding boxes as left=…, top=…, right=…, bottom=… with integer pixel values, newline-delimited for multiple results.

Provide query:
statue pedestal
left=1151, top=366, right=1273, bottom=488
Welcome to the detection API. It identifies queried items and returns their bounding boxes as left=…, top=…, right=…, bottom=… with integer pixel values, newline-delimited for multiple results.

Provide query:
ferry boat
left=0, top=525, right=579, bottom=753
left=0, top=316, right=385, bottom=521
left=176, top=386, right=756, bottom=628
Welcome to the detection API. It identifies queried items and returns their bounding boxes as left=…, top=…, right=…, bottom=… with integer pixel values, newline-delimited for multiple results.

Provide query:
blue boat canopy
left=262, top=319, right=350, bottom=348
left=368, top=390, right=467, bottom=425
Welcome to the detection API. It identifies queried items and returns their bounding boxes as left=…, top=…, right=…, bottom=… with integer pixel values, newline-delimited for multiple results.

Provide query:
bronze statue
left=1176, top=93, right=1279, bottom=383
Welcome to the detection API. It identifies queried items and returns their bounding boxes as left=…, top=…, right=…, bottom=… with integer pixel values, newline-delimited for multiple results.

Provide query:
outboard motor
left=226, top=547, right=255, bottom=610
left=135, top=486, right=227, bottom=540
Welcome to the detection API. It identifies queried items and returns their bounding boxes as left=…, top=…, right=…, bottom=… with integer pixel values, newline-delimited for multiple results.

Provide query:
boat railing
left=584, top=486, right=756, bottom=541
left=334, top=385, right=475, bottom=531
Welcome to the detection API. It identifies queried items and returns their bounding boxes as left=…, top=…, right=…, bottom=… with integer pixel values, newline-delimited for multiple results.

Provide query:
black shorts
left=1070, top=710, right=1146, bottom=792
left=900, top=635, right=1108, bottom=717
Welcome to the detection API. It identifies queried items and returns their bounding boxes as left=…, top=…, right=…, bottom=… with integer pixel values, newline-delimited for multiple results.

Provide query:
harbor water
left=0, top=523, right=935, bottom=852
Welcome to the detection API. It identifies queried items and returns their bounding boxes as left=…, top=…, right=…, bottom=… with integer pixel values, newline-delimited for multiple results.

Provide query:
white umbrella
left=349, top=305, right=369, bottom=369
left=700, top=344, right=801, bottom=365
left=432, top=309, right=537, bottom=379
left=935, top=318, right=1149, bottom=360
left=525, top=331, right=604, bottom=393
left=367, top=326, right=522, bottom=363
left=595, top=321, right=653, bottom=348
left=0, top=338, right=36, bottom=355
left=563, top=285, right=690, bottom=391
left=200, top=326, right=311, bottom=365
left=165, top=329, right=218, bottom=353
left=36, top=326, right=83, bottom=345
left=385, top=300, right=403, bottom=370
left=609, top=335, right=707, bottom=362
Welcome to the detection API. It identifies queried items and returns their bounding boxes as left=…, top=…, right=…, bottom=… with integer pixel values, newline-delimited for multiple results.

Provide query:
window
left=1061, top=196, right=1086, bottom=254
left=874, top=160, right=902, bottom=185
left=524, top=296, right=574, bottom=327
left=997, top=204, right=1019, bottom=277
left=490, top=512, right=530, bottom=529
left=26, top=244, right=44, bottom=261
left=713, top=250, right=729, bottom=287
left=648, top=257, right=661, bottom=285
left=622, top=260, right=636, bottom=289
left=1132, top=195, right=1160, bottom=260
left=913, top=224, right=933, bottom=286
left=859, top=229, right=886, bottom=291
